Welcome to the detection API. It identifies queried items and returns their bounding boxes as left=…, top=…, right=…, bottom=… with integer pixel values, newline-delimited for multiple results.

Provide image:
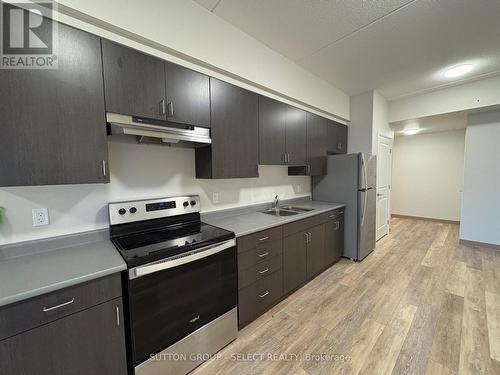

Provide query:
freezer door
left=359, top=153, right=377, bottom=190
left=358, top=188, right=376, bottom=260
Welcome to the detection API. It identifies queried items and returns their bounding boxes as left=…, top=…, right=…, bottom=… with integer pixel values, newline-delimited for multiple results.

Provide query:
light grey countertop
left=202, top=198, right=345, bottom=237
left=0, top=230, right=126, bottom=307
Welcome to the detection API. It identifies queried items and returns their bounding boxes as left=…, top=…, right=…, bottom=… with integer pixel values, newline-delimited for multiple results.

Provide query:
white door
left=376, top=135, right=393, bottom=240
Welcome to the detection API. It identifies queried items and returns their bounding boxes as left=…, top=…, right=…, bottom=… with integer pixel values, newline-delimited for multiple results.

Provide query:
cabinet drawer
left=0, top=273, right=122, bottom=341
left=237, top=226, right=282, bottom=253
left=238, top=238, right=282, bottom=270
left=283, top=214, right=325, bottom=237
left=320, top=208, right=345, bottom=223
left=238, top=270, right=283, bottom=326
left=238, top=254, right=282, bottom=290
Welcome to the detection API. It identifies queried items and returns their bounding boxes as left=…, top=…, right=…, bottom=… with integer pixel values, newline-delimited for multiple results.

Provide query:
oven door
left=127, top=239, right=237, bottom=365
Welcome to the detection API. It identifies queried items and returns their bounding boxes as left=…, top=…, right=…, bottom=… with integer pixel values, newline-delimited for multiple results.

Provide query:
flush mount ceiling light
left=402, top=129, right=420, bottom=135
left=444, top=64, right=473, bottom=78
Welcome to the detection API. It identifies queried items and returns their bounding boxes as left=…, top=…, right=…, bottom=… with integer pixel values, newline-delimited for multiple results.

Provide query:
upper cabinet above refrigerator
left=102, top=40, right=210, bottom=128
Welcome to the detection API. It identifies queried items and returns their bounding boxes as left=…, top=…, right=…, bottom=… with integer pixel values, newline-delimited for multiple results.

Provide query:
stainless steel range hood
left=106, top=112, right=211, bottom=146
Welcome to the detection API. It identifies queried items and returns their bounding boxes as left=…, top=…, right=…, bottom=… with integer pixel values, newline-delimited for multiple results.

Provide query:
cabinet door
left=0, top=299, right=127, bottom=375
left=327, top=120, right=348, bottom=154
left=259, top=96, right=286, bottom=165
left=325, top=216, right=344, bottom=265
left=209, top=78, right=259, bottom=178
left=283, top=232, right=307, bottom=294
left=306, top=224, right=326, bottom=278
left=285, top=106, right=308, bottom=165
left=307, top=113, right=328, bottom=176
left=0, top=22, right=108, bottom=187
left=165, top=62, right=210, bottom=128
left=102, top=39, right=165, bottom=120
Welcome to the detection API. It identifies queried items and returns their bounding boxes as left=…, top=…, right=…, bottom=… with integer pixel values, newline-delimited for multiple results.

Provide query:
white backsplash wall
left=0, top=137, right=310, bottom=245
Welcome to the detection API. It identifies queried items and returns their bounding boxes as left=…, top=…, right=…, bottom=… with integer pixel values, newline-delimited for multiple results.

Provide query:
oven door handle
left=129, top=239, right=236, bottom=279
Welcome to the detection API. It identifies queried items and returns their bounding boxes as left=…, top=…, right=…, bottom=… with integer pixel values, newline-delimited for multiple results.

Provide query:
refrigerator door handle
left=361, top=154, right=368, bottom=191
left=361, top=189, right=367, bottom=227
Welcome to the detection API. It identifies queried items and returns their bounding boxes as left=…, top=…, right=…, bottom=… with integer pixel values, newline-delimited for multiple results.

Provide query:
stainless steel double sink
left=260, top=206, right=314, bottom=217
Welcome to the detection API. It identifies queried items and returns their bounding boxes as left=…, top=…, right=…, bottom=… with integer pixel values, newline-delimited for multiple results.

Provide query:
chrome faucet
left=272, top=195, right=279, bottom=210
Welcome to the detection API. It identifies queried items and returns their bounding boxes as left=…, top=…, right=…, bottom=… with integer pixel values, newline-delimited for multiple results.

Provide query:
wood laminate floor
left=193, top=218, right=500, bottom=375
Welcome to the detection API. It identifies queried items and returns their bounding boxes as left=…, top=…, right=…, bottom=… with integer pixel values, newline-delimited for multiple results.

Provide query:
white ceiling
left=391, top=111, right=467, bottom=136
left=193, top=0, right=500, bottom=100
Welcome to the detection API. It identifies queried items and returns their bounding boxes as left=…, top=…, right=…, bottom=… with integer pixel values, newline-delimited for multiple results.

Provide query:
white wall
left=348, top=91, right=373, bottom=154
left=0, top=138, right=310, bottom=245
left=392, top=130, right=465, bottom=222
left=460, top=110, right=500, bottom=245
left=54, top=0, right=349, bottom=120
left=348, top=90, right=393, bottom=155
left=389, top=76, right=500, bottom=123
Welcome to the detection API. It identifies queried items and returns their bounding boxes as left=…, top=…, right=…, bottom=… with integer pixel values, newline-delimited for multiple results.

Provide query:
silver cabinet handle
left=189, top=315, right=200, bottom=323
left=258, top=268, right=269, bottom=274
left=287, top=153, right=290, bottom=163
left=168, top=101, right=174, bottom=117
left=160, top=99, right=166, bottom=116
left=43, top=298, right=74, bottom=312
left=329, top=214, right=336, bottom=218
left=102, top=160, right=107, bottom=177
left=304, top=233, right=308, bottom=243
left=258, top=251, right=269, bottom=258
left=334, top=221, right=340, bottom=230
left=259, top=236, right=269, bottom=242
left=116, top=306, right=120, bottom=326
left=307, top=165, right=311, bottom=174
left=259, top=291, right=270, bottom=298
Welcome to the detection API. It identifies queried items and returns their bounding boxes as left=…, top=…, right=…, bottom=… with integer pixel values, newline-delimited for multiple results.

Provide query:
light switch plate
left=32, top=208, right=49, bottom=227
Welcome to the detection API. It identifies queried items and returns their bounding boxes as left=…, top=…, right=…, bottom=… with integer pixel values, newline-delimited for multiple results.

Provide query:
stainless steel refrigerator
left=312, top=153, right=377, bottom=261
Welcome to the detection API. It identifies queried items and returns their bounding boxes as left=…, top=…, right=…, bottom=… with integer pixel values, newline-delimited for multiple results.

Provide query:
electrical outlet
left=212, top=192, right=220, bottom=204
left=32, top=208, right=49, bottom=227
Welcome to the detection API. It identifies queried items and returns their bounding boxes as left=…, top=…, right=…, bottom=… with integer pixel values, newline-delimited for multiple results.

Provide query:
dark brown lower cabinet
left=283, top=231, right=308, bottom=294
left=306, top=224, right=326, bottom=278
left=0, top=298, right=127, bottom=375
left=237, top=208, right=344, bottom=327
left=325, top=214, right=344, bottom=265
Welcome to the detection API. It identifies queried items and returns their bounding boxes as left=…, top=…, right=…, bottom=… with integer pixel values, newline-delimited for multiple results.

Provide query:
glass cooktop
left=112, top=222, right=234, bottom=267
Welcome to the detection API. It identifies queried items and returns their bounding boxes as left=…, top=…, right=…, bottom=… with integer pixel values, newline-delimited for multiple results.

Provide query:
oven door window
left=129, top=246, right=237, bottom=365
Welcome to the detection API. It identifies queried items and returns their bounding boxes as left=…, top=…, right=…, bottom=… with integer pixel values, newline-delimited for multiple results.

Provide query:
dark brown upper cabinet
left=289, top=112, right=328, bottom=176
left=259, top=96, right=287, bottom=164
left=195, top=78, right=259, bottom=179
left=165, top=62, right=210, bottom=128
left=102, top=39, right=166, bottom=120
left=327, top=120, right=348, bottom=154
left=285, top=106, right=308, bottom=165
left=0, top=21, right=109, bottom=187
left=258, top=96, right=307, bottom=166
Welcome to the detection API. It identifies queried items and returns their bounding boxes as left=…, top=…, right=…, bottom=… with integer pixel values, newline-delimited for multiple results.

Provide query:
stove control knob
left=130, top=207, right=137, bottom=214
left=183, top=201, right=189, bottom=208
left=118, top=208, right=126, bottom=215
left=190, top=200, right=196, bottom=206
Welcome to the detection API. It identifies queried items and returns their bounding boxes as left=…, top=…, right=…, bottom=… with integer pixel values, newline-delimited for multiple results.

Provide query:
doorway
left=376, top=134, right=393, bottom=240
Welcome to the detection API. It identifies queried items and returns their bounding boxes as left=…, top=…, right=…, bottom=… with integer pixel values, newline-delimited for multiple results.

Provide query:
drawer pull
left=42, top=298, right=75, bottom=312
left=259, top=291, right=270, bottom=298
left=329, top=214, right=336, bottom=218
left=258, top=251, right=269, bottom=258
left=258, top=236, right=269, bottom=241
left=258, top=268, right=269, bottom=274
left=189, top=315, right=200, bottom=323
